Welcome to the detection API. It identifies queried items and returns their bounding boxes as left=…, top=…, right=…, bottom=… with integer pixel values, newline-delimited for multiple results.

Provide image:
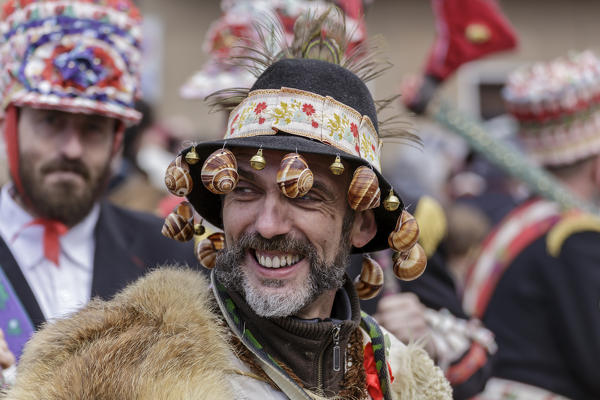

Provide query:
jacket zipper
left=317, top=323, right=342, bottom=390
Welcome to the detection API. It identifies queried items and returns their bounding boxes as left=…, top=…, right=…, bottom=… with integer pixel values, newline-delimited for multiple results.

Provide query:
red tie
left=13, top=219, right=69, bottom=267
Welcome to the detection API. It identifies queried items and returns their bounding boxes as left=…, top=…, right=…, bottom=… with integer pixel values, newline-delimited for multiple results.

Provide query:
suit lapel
left=91, top=202, right=145, bottom=300
left=0, top=236, right=46, bottom=329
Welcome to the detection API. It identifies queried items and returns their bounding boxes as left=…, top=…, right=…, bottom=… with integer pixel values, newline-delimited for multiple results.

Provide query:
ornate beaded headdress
left=503, top=50, right=600, bottom=166
left=0, top=0, right=143, bottom=124
left=162, top=7, right=428, bottom=299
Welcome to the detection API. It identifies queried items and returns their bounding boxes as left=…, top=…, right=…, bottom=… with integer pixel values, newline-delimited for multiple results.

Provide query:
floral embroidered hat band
left=161, top=8, right=428, bottom=296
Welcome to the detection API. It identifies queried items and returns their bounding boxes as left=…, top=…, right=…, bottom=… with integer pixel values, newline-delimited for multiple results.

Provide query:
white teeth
left=256, top=253, right=301, bottom=268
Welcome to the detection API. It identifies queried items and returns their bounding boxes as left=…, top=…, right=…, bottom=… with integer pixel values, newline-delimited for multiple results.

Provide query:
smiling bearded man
left=2, top=7, right=452, bottom=400
left=215, top=164, right=356, bottom=318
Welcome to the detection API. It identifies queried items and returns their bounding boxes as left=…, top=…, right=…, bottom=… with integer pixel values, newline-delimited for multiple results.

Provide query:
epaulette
left=414, top=195, right=447, bottom=258
left=547, top=211, right=600, bottom=257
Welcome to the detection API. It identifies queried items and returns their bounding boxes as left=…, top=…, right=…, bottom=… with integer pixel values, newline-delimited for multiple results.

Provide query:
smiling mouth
left=253, top=250, right=304, bottom=269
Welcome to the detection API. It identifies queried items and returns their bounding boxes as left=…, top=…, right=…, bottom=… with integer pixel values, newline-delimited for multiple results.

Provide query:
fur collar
left=3, top=267, right=451, bottom=399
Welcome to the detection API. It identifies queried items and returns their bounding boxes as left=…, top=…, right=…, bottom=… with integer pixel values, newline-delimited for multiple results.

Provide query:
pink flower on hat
left=254, top=102, right=267, bottom=114
left=302, top=103, right=315, bottom=116
left=350, top=122, right=359, bottom=138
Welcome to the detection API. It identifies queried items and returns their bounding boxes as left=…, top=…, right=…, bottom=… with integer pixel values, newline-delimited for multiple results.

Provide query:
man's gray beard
left=19, top=157, right=110, bottom=226
left=215, top=215, right=354, bottom=318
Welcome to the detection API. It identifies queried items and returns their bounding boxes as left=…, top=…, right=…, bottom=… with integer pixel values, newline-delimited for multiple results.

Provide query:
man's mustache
left=41, top=159, right=90, bottom=181
left=237, top=232, right=316, bottom=258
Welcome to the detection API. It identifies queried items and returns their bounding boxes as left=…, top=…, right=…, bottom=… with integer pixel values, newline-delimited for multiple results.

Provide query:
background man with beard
left=1, top=9, right=452, bottom=400
left=0, top=0, right=198, bottom=374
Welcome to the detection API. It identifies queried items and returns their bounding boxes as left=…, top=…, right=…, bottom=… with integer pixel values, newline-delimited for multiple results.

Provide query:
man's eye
left=296, top=193, right=320, bottom=202
left=233, top=186, right=256, bottom=195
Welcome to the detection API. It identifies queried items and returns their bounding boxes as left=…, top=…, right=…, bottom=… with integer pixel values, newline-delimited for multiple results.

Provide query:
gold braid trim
left=547, top=212, right=600, bottom=257
left=414, top=196, right=448, bottom=258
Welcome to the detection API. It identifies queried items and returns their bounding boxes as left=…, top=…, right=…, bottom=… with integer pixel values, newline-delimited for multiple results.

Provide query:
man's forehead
left=22, top=106, right=116, bottom=123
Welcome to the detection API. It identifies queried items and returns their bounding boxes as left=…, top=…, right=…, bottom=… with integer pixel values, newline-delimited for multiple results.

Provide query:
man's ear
left=112, top=121, right=125, bottom=155
left=350, top=209, right=377, bottom=249
left=591, top=154, right=600, bottom=187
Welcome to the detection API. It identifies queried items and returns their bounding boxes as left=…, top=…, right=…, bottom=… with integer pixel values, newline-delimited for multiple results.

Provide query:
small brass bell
left=250, top=148, right=266, bottom=170
left=329, top=155, right=344, bottom=175
left=383, top=189, right=401, bottom=212
left=194, top=223, right=205, bottom=236
left=185, top=146, right=200, bottom=165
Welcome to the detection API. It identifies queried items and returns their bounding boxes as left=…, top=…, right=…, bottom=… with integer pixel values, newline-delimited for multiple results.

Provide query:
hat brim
left=182, top=133, right=403, bottom=253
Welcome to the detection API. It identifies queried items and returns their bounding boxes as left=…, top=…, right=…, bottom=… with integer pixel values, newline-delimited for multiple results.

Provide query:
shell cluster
left=347, top=166, right=380, bottom=211
left=277, top=153, right=314, bottom=198
left=392, top=243, right=427, bottom=281
left=164, top=155, right=193, bottom=197
left=201, top=149, right=239, bottom=195
left=195, top=232, right=226, bottom=269
left=161, top=201, right=195, bottom=242
left=354, top=256, right=384, bottom=300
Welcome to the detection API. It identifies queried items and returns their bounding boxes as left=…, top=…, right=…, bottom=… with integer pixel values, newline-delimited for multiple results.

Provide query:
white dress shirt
left=0, top=185, right=98, bottom=321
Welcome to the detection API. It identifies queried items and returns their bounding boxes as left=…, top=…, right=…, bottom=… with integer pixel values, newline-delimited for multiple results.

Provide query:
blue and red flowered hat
left=0, top=0, right=142, bottom=124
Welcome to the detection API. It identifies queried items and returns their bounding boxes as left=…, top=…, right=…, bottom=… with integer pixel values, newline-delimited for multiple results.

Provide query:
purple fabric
left=0, top=266, right=35, bottom=361
left=54, top=45, right=106, bottom=88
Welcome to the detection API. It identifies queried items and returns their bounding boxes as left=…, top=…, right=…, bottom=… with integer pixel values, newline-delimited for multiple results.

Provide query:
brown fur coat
left=3, top=268, right=451, bottom=400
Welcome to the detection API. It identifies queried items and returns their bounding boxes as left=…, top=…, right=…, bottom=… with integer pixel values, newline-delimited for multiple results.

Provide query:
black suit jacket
left=0, top=201, right=200, bottom=330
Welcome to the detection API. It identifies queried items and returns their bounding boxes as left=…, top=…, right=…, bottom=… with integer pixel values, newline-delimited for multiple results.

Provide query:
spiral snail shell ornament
left=354, top=255, right=384, bottom=300
left=207, top=232, right=226, bottom=251
left=201, top=148, right=239, bottom=195
left=347, top=166, right=381, bottom=211
left=161, top=201, right=195, bottom=242
left=164, top=155, right=193, bottom=197
left=195, top=239, right=217, bottom=269
left=195, top=232, right=226, bottom=269
left=388, top=210, right=420, bottom=253
left=277, top=153, right=314, bottom=198
left=392, top=243, right=427, bottom=281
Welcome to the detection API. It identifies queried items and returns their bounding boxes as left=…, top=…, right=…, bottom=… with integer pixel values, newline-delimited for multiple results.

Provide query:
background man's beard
left=19, top=158, right=110, bottom=226
left=215, top=215, right=353, bottom=318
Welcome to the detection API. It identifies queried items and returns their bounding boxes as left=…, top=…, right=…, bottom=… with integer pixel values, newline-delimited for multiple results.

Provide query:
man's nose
left=254, top=191, right=293, bottom=239
left=59, top=126, right=84, bottom=159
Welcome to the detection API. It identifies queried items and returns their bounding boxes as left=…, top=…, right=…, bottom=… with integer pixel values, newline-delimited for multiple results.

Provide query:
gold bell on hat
left=185, top=146, right=200, bottom=165
left=250, top=148, right=266, bottom=170
left=383, top=189, right=401, bottom=212
left=329, top=155, right=344, bottom=175
left=194, top=223, right=205, bottom=236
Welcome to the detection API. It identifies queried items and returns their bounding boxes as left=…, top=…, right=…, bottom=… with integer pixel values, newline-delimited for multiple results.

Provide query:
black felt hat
left=179, top=58, right=404, bottom=253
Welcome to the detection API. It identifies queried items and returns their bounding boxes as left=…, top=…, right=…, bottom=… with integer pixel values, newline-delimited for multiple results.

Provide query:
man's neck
left=294, top=288, right=337, bottom=319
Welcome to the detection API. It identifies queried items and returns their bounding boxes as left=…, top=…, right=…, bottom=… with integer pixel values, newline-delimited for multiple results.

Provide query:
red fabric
left=425, top=0, right=518, bottom=80
left=3, top=105, right=27, bottom=202
left=363, top=342, right=395, bottom=400
left=16, top=219, right=69, bottom=267
left=363, top=342, right=383, bottom=400
left=446, top=342, right=488, bottom=384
